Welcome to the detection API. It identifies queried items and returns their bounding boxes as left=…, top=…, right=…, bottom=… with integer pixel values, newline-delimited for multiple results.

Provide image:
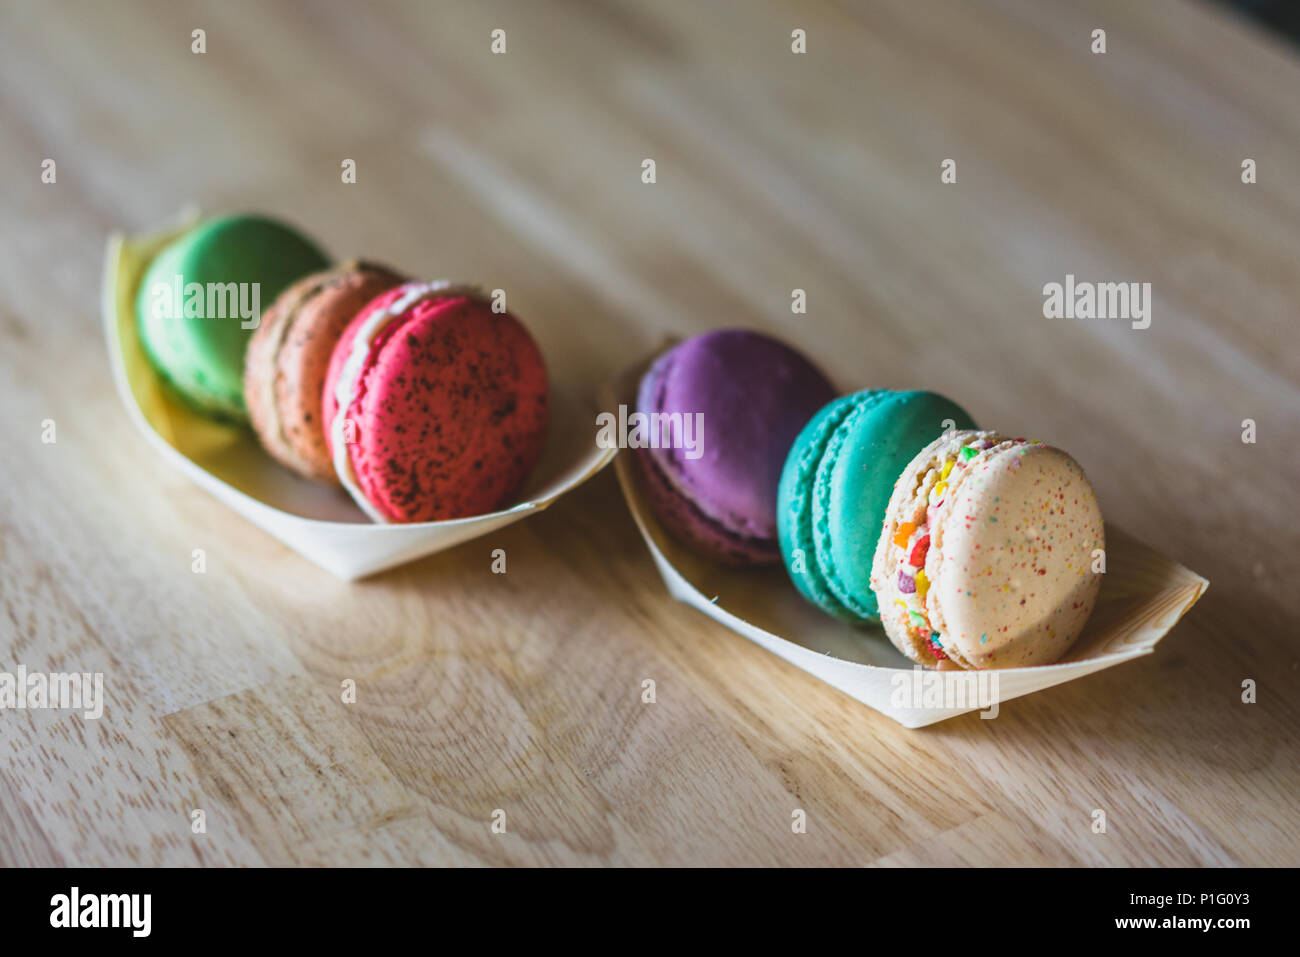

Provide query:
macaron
left=870, top=430, right=1104, bottom=669
left=244, top=261, right=405, bottom=482
left=776, top=390, right=977, bottom=622
left=136, top=214, right=330, bottom=421
left=321, top=281, right=549, bottom=523
left=633, top=329, right=836, bottom=565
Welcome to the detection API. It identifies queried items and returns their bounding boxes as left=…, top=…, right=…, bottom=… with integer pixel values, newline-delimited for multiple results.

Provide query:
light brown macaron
left=870, top=429, right=1104, bottom=670
left=244, top=261, right=405, bottom=482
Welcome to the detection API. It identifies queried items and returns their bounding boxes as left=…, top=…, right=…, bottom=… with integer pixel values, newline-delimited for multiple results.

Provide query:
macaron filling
left=328, top=281, right=485, bottom=523
left=879, top=432, right=1036, bottom=665
left=892, top=523, right=942, bottom=658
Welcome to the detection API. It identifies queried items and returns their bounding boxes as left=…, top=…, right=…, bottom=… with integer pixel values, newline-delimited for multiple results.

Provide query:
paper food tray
left=601, top=359, right=1208, bottom=728
left=103, top=211, right=615, bottom=579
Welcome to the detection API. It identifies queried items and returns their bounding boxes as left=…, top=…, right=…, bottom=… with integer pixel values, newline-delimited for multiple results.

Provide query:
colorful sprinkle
left=915, top=569, right=929, bottom=597
left=960, top=445, right=979, bottom=461
left=893, top=521, right=917, bottom=547
left=940, top=459, right=954, bottom=481
left=897, top=570, right=916, bottom=594
left=907, top=533, right=930, bottom=567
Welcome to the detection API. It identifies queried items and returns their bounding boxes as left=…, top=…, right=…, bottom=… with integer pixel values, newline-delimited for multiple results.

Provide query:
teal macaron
left=776, top=390, right=977, bottom=624
left=136, top=214, right=329, bottom=422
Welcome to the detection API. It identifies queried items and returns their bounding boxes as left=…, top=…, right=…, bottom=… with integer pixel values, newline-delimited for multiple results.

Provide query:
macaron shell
left=810, top=396, right=888, bottom=620
left=324, top=291, right=549, bottom=522
left=634, top=350, right=775, bottom=563
left=246, top=264, right=404, bottom=481
left=815, top=391, right=977, bottom=621
left=776, top=392, right=878, bottom=619
left=639, top=329, right=837, bottom=549
left=634, top=443, right=775, bottom=563
left=245, top=271, right=317, bottom=469
left=927, top=443, right=1104, bottom=668
left=136, top=215, right=329, bottom=421
left=322, top=284, right=404, bottom=446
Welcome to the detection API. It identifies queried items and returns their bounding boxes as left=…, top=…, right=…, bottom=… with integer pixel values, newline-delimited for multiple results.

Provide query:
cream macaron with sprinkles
left=870, top=429, right=1104, bottom=669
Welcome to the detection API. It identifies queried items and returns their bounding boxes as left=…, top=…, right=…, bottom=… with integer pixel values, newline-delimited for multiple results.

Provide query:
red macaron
left=322, top=282, right=550, bottom=523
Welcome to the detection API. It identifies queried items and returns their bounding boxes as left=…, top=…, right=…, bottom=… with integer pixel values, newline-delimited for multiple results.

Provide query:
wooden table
left=1, top=0, right=1296, bottom=866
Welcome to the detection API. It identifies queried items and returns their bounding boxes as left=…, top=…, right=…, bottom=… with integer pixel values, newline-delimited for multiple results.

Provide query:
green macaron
left=136, top=214, right=329, bottom=422
left=776, top=390, right=977, bottom=624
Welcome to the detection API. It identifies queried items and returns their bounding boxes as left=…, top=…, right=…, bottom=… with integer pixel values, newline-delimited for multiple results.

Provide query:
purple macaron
left=634, top=328, right=837, bottom=564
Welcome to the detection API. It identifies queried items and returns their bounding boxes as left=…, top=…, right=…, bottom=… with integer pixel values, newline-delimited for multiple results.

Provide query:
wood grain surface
left=1, top=0, right=1297, bottom=866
